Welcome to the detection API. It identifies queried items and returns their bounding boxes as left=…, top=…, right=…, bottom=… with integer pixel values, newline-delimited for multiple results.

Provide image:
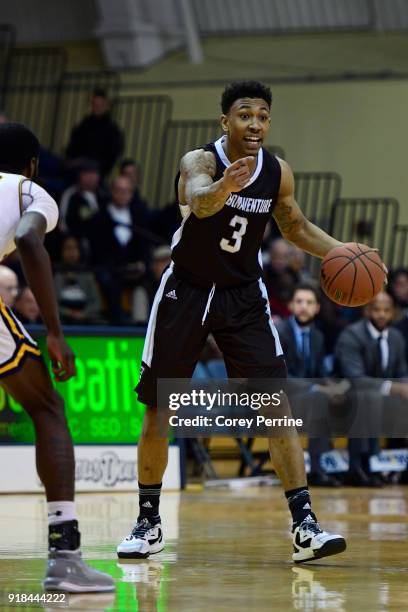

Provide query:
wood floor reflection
left=0, top=486, right=407, bottom=611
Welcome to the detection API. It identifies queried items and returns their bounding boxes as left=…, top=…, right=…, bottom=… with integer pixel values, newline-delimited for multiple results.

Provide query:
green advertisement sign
left=0, top=333, right=147, bottom=444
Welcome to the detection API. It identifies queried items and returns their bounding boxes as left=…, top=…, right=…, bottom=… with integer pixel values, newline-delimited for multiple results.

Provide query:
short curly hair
left=0, top=123, right=39, bottom=174
left=221, top=80, right=272, bottom=114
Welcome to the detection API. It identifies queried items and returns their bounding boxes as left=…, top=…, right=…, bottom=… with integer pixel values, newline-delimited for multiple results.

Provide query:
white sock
left=47, top=501, right=76, bottom=525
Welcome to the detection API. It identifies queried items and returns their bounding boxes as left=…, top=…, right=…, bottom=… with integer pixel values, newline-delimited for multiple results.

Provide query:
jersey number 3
left=220, top=215, right=248, bottom=253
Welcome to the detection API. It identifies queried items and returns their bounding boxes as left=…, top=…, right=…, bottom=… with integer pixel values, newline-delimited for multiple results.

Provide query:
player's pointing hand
left=222, top=156, right=254, bottom=192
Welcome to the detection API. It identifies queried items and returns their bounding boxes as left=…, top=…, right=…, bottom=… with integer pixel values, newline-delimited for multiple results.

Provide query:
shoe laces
left=300, top=516, right=323, bottom=536
left=131, top=517, right=153, bottom=539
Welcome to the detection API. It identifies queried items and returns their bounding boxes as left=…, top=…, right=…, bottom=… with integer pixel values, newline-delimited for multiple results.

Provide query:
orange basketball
left=320, top=242, right=386, bottom=307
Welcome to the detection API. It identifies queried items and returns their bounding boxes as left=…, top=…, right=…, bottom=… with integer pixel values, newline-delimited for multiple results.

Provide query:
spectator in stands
left=14, top=287, right=41, bottom=324
left=119, top=158, right=150, bottom=229
left=54, top=236, right=103, bottom=325
left=88, top=176, right=150, bottom=324
left=148, top=245, right=172, bottom=300
left=277, top=283, right=342, bottom=487
left=388, top=267, right=408, bottom=319
left=263, top=238, right=298, bottom=319
left=38, top=147, right=67, bottom=202
left=66, top=88, right=123, bottom=178
left=120, top=158, right=140, bottom=189
left=59, top=159, right=104, bottom=246
left=335, top=291, right=408, bottom=486
left=396, top=310, right=408, bottom=364
left=0, top=265, right=18, bottom=307
left=0, top=111, right=8, bottom=124
left=288, top=245, right=313, bottom=283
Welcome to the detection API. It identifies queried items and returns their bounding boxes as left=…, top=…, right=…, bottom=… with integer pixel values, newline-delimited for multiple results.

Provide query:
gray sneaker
left=43, top=550, right=115, bottom=593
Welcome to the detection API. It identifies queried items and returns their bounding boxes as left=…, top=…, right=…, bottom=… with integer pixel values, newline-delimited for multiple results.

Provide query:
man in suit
left=277, top=283, right=341, bottom=487
left=335, top=291, right=408, bottom=486
left=88, top=175, right=151, bottom=323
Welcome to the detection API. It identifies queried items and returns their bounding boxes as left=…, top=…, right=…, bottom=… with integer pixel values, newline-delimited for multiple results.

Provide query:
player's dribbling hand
left=372, top=248, right=389, bottom=283
left=221, top=156, right=254, bottom=192
left=47, top=333, right=77, bottom=382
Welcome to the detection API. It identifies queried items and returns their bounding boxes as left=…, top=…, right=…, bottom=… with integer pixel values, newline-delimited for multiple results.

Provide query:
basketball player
left=118, top=81, right=348, bottom=563
left=0, top=123, right=114, bottom=592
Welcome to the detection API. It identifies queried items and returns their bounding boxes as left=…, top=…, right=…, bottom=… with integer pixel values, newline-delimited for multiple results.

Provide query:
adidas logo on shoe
left=142, top=501, right=153, bottom=508
left=303, top=503, right=311, bottom=510
left=165, top=290, right=177, bottom=300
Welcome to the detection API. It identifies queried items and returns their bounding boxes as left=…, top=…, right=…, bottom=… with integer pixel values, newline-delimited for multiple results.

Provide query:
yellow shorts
left=0, top=298, right=41, bottom=378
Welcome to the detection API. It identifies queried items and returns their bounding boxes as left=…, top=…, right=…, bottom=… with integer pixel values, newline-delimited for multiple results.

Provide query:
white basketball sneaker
left=117, top=517, right=165, bottom=559
left=292, top=515, right=346, bottom=563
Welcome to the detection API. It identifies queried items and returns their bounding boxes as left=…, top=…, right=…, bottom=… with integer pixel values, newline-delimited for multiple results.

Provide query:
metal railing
left=294, top=172, right=342, bottom=274
left=295, top=172, right=341, bottom=230
left=329, top=197, right=399, bottom=266
left=155, top=119, right=222, bottom=207
left=112, top=96, right=173, bottom=201
left=390, top=225, right=408, bottom=269
left=2, top=47, right=67, bottom=148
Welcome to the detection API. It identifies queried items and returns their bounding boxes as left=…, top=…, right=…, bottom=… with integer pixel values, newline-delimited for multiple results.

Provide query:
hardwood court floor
left=0, top=485, right=407, bottom=611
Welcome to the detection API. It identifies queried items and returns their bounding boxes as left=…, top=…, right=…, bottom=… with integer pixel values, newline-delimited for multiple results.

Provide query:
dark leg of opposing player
left=117, top=406, right=168, bottom=558
left=1, top=355, right=114, bottom=592
left=1, top=356, right=75, bottom=499
left=267, top=396, right=346, bottom=563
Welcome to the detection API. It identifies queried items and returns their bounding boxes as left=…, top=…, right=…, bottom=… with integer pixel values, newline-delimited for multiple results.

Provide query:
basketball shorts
left=136, top=269, right=287, bottom=406
left=0, top=298, right=41, bottom=379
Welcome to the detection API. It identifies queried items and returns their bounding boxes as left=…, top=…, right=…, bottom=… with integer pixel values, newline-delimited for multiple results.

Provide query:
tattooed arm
left=178, top=149, right=254, bottom=219
left=273, top=158, right=343, bottom=258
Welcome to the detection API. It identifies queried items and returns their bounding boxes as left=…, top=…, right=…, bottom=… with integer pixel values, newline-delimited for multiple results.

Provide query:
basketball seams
left=321, top=253, right=355, bottom=265
left=355, top=256, right=375, bottom=297
left=325, top=258, right=356, bottom=293
left=320, top=242, right=385, bottom=306
left=355, top=243, right=386, bottom=274
left=322, top=247, right=378, bottom=267
left=347, top=261, right=359, bottom=305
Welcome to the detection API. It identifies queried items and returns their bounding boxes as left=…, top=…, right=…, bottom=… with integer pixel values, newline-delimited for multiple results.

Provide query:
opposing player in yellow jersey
left=0, top=123, right=114, bottom=593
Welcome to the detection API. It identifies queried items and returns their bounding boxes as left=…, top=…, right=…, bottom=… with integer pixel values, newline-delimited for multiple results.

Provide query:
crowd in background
left=2, top=90, right=408, bottom=488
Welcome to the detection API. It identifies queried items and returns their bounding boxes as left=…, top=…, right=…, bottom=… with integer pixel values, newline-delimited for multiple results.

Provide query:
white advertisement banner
left=0, top=445, right=180, bottom=493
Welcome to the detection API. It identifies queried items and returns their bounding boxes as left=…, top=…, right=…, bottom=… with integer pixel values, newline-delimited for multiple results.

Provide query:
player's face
left=366, top=293, right=394, bottom=331
left=222, top=98, right=271, bottom=157
left=290, top=290, right=320, bottom=325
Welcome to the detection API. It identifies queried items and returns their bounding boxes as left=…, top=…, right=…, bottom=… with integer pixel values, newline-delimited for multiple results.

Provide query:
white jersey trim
left=171, top=208, right=191, bottom=250
left=214, top=136, right=263, bottom=188
left=142, top=267, right=173, bottom=367
left=258, top=278, right=283, bottom=357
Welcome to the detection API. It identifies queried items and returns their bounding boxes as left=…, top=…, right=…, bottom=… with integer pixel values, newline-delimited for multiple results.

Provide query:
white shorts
left=0, top=298, right=41, bottom=378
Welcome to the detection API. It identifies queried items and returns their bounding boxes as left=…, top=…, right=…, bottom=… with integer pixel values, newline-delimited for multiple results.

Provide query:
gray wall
left=0, top=0, right=98, bottom=42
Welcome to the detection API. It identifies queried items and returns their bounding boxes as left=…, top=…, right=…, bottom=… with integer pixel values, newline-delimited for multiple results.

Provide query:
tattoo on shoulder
left=181, top=149, right=216, bottom=178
